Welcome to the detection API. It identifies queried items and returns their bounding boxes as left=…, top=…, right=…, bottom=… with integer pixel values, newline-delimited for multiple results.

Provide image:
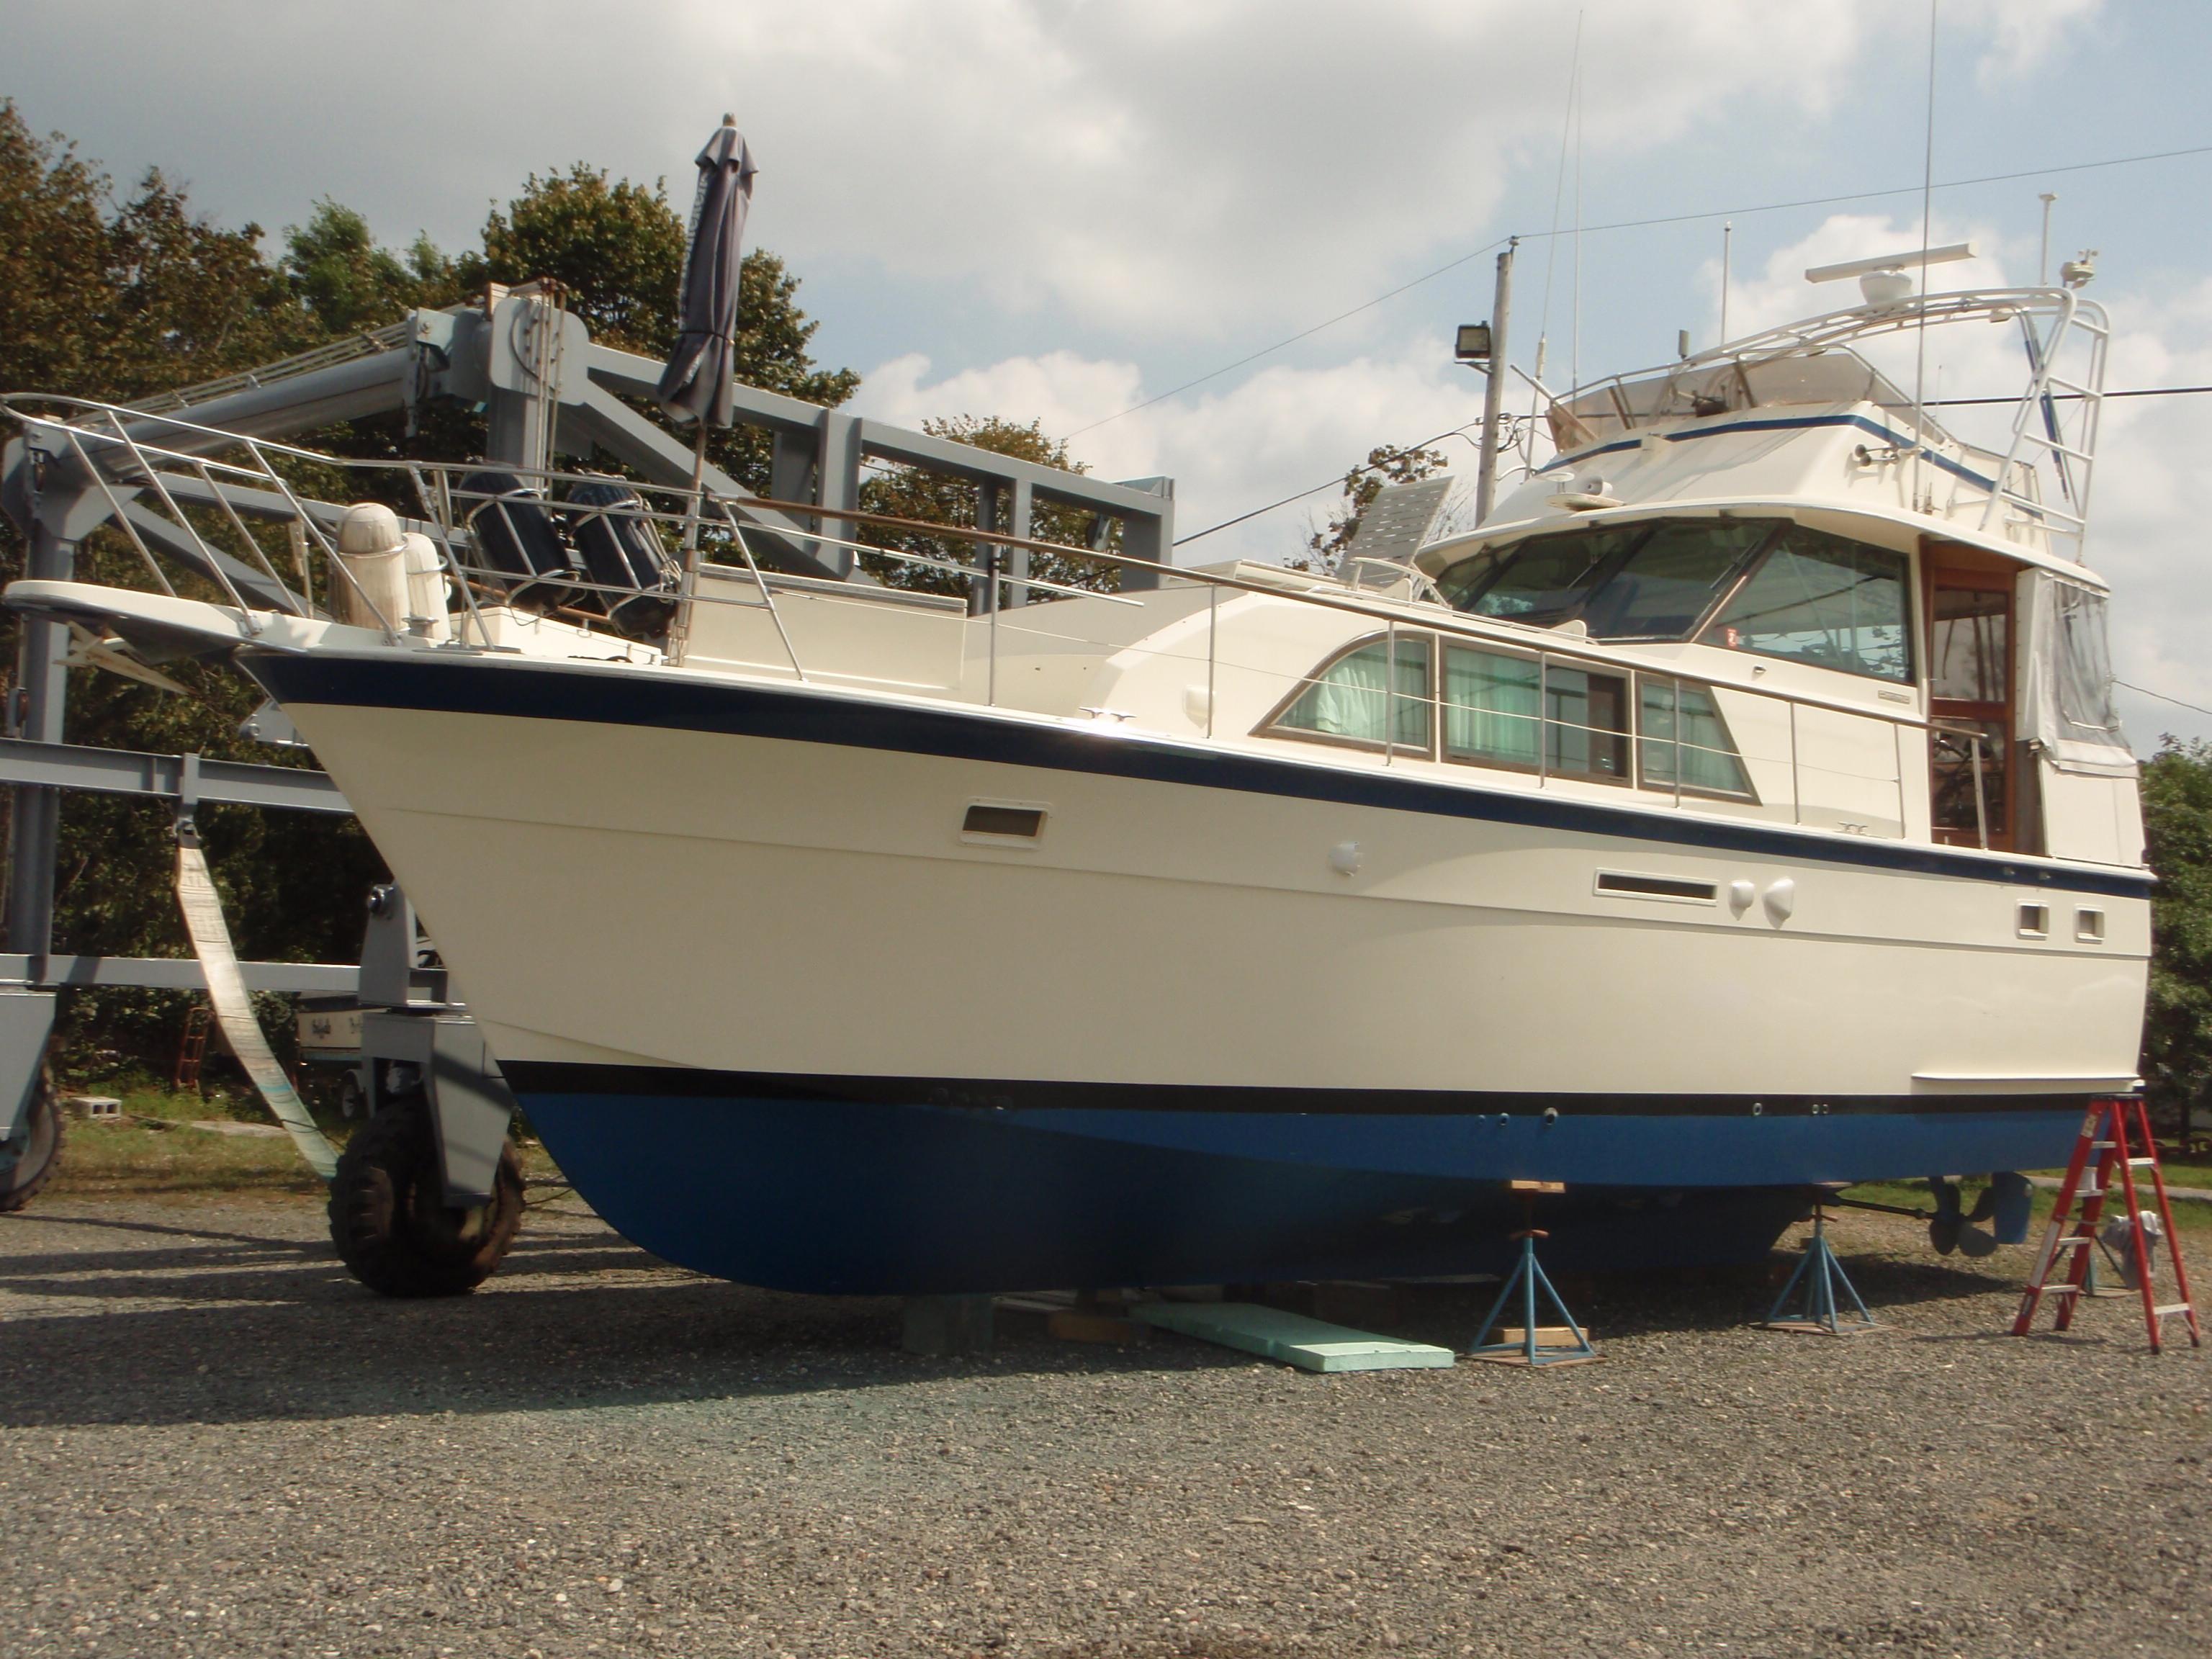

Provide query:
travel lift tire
left=328, top=1097, right=523, bottom=1296
left=0, top=1079, right=61, bottom=1213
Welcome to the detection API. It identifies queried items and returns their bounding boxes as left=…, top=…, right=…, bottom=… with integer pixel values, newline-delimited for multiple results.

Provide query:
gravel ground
left=0, top=1194, right=2206, bottom=1658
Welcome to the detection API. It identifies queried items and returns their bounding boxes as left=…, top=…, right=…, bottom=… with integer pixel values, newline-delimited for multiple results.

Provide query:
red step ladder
left=173, top=1001, right=212, bottom=1093
left=2013, top=1097, right=2200, bottom=1354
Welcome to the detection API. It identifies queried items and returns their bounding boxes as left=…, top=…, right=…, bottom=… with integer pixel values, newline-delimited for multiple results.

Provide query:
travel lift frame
left=0, top=286, right=1177, bottom=1292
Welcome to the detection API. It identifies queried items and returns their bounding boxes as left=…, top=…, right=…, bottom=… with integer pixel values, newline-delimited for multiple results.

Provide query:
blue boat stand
left=1465, top=1190, right=1599, bottom=1367
left=1761, top=1200, right=1877, bottom=1335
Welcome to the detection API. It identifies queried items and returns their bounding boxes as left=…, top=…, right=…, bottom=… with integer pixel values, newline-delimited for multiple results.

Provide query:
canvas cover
left=2018, top=570, right=2136, bottom=778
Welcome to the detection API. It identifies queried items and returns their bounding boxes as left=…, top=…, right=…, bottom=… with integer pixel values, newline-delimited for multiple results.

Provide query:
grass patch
left=47, top=1084, right=561, bottom=1200
left=1845, top=1176, right=2212, bottom=1239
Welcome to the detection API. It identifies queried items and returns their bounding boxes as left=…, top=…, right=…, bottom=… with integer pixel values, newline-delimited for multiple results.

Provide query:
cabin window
left=1442, top=646, right=1542, bottom=768
left=1545, top=665, right=1630, bottom=782
left=1637, top=678, right=1754, bottom=798
left=1272, top=635, right=1431, bottom=750
left=1435, top=523, right=1640, bottom=623
left=1578, top=518, right=1773, bottom=639
left=1701, top=525, right=1910, bottom=681
left=1433, top=518, right=1776, bottom=638
left=2053, top=584, right=2124, bottom=740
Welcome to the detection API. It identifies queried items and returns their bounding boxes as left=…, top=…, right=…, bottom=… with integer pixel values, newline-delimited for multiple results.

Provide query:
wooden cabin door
left=1925, top=553, right=2016, bottom=850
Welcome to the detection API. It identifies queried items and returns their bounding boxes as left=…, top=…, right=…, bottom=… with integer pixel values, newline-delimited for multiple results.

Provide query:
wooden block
left=1491, top=1326, right=1582, bottom=1345
left=1047, top=1310, right=1149, bottom=1345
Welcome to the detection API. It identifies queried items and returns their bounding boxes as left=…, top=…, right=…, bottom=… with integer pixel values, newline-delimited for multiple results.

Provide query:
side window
left=1545, top=665, right=1630, bottom=783
left=1272, top=635, right=1431, bottom=750
left=1702, top=526, right=1910, bottom=681
left=1443, top=646, right=1542, bottom=768
left=1639, top=678, right=1754, bottom=798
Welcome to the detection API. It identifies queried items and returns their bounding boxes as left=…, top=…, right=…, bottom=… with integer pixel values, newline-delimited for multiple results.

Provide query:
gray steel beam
left=118, top=500, right=306, bottom=613
left=0, top=954, right=358, bottom=993
left=4, top=522, right=74, bottom=959
left=117, top=350, right=412, bottom=455
left=0, top=738, right=349, bottom=814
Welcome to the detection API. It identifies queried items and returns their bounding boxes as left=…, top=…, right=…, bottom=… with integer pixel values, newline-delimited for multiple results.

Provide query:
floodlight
left=1454, top=323, right=1493, bottom=367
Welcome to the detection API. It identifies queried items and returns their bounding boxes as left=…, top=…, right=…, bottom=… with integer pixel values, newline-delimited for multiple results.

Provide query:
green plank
left=1133, top=1301, right=1456, bottom=1373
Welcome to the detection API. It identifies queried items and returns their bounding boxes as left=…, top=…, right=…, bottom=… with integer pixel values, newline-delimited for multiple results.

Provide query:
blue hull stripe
left=248, top=651, right=2152, bottom=899
left=1545, top=411, right=2008, bottom=497
left=500, top=1061, right=2100, bottom=1120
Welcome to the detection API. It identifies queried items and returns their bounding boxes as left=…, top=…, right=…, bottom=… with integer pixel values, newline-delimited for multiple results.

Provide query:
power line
left=1074, top=138, right=2212, bottom=441
left=2118, top=680, right=2212, bottom=721
left=1064, top=239, right=1511, bottom=439
left=1174, top=424, right=1482, bottom=547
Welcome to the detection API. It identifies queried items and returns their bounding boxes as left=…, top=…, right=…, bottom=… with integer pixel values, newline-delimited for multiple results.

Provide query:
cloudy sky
left=6, top=0, right=2211, bottom=746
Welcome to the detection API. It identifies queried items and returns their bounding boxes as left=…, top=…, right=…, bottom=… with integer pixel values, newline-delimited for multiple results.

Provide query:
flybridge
left=1540, top=287, right=2110, bottom=565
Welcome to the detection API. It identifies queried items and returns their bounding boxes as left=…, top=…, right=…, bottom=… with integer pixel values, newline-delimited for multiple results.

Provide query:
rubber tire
left=328, top=1099, right=523, bottom=1296
left=0, top=1081, right=61, bottom=1213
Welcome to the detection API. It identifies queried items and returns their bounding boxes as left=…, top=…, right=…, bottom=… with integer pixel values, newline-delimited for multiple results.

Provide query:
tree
left=0, top=101, right=322, bottom=405
left=0, top=117, right=861, bottom=1078
left=1299, top=443, right=1450, bottom=573
left=282, top=199, right=457, bottom=336
left=463, top=165, right=857, bottom=495
left=2141, top=738, right=2212, bottom=1136
left=856, top=416, right=1120, bottom=601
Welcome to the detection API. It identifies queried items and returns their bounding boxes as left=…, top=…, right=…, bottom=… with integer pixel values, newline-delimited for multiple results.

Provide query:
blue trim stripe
left=248, top=650, right=2153, bottom=900
left=1546, top=411, right=2004, bottom=495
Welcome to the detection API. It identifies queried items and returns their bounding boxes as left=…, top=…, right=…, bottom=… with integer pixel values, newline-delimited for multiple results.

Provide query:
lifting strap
left=174, top=827, right=338, bottom=1180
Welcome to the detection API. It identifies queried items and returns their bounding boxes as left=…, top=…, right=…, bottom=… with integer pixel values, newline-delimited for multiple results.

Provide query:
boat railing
left=1550, top=287, right=2110, bottom=562
left=3, top=393, right=1925, bottom=846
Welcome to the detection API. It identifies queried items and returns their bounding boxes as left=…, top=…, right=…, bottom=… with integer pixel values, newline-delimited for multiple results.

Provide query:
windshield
left=1434, top=518, right=1777, bottom=639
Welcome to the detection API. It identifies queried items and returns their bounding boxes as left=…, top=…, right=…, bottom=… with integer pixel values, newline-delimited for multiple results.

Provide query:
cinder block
left=902, top=1295, right=994, bottom=1357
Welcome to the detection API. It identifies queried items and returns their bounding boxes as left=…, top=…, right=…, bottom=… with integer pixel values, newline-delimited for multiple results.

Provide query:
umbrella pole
left=667, top=421, right=708, bottom=667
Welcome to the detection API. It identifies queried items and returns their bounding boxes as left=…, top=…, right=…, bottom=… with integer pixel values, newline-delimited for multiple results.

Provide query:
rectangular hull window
left=963, top=804, right=1046, bottom=839
left=1596, top=871, right=1718, bottom=902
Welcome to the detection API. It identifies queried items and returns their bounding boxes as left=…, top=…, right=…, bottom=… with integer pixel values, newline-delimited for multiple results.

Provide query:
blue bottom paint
left=519, top=1091, right=2085, bottom=1295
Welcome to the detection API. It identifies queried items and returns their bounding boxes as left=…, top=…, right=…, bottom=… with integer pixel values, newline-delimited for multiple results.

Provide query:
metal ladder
left=1972, top=292, right=2109, bottom=562
left=2013, top=1097, right=2200, bottom=1353
left=172, top=1001, right=212, bottom=1093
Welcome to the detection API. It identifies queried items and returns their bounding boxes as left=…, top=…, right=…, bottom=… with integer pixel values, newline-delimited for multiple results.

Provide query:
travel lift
left=0, top=282, right=1177, bottom=1298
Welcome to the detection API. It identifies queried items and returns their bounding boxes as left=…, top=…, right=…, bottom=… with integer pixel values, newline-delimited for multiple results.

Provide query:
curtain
left=1444, top=648, right=1541, bottom=765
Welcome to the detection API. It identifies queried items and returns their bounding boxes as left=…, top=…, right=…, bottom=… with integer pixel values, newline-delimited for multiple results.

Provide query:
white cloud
left=1955, top=0, right=2105, bottom=89
left=0, top=0, right=1941, bottom=344
left=853, top=342, right=1483, bottom=566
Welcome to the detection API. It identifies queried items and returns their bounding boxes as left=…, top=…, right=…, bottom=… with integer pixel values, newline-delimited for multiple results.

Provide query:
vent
left=2018, top=903, right=2050, bottom=939
left=963, top=804, right=1046, bottom=840
left=2075, top=907, right=2105, bottom=943
left=1595, top=871, right=1717, bottom=903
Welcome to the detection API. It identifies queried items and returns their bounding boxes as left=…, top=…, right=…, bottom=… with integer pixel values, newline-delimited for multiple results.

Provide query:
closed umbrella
left=657, top=114, right=757, bottom=433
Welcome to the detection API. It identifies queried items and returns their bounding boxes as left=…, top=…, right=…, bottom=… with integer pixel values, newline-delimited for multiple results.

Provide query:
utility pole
left=1473, top=239, right=1515, bottom=526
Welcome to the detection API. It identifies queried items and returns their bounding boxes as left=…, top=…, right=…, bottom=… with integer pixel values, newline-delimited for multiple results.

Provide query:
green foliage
left=2142, top=737, right=2212, bottom=1130
left=0, top=101, right=321, bottom=403
left=282, top=199, right=459, bottom=335
left=1300, top=444, right=1451, bottom=572
left=0, top=123, right=855, bottom=1074
left=856, top=416, right=1120, bottom=601
left=463, top=165, right=857, bottom=493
